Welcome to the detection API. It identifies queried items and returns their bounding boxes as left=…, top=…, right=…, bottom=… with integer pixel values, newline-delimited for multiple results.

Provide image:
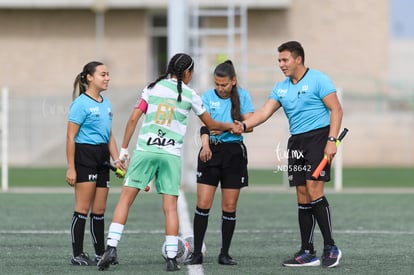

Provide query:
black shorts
left=196, top=142, right=248, bottom=189
left=287, top=126, right=331, bottom=186
left=75, top=143, right=110, bottom=188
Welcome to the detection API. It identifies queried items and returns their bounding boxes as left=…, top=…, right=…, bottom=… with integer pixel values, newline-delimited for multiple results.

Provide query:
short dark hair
left=278, top=41, right=305, bottom=64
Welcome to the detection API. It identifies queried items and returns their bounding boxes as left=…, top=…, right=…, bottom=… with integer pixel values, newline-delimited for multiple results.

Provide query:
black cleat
left=97, top=246, right=118, bottom=271
left=166, top=257, right=181, bottom=271
left=184, top=252, right=203, bottom=265
left=321, top=245, right=342, bottom=268
left=282, top=250, right=320, bottom=267
left=94, top=254, right=102, bottom=263
left=218, top=253, right=238, bottom=265
left=71, top=252, right=94, bottom=266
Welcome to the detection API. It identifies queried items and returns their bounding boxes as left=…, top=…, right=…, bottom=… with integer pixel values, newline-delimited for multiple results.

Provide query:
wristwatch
left=328, top=136, right=337, bottom=142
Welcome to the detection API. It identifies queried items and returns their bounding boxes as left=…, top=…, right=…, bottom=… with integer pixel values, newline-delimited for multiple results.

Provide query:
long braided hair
left=72, top=61, right=104, bottom=100
left=147, top=53, right=194, bottom=102
left=214, top=60, right=242, bottom=121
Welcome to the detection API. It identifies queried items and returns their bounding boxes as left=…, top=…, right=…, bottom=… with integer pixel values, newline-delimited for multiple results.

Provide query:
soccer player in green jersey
left=98, top=53, right=240, bottom=272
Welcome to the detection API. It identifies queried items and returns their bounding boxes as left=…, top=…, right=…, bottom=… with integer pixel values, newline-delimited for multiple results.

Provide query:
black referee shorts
left=287, top=126, right=331, bottom=186
left=75, top=143, right=110, bottom=188
left=196, top=142, right=248, bottom=189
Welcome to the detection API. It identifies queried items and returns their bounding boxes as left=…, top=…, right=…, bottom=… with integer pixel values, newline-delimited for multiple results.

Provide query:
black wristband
left=242, top=122, right=247, bottom=132
left=200, top=126, right=209, bottom=136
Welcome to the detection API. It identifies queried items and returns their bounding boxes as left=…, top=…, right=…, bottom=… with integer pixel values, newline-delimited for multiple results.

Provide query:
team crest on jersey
left=210, top=100, right=220, bottom=110
left=90, top=106, right=100, bottom=117
left=298, top=85, right=308, bottom=96
left=277, top=89, right=288, bottom=98
left=147, top=129, right=176, bottom=146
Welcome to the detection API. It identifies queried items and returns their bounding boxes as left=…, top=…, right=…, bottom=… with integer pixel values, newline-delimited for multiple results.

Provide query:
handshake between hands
left=113, top=121, right=246, bottom=173
left=229, top=120, right=246, bottom=135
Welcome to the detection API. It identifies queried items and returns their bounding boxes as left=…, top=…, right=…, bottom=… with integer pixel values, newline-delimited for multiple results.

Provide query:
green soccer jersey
left=135, top=78, right=205, bottom=156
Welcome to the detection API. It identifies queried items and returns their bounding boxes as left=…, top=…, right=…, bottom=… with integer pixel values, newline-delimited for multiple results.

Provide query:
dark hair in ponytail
left=147, top=53, right=194, bottom=102
left=214, top=60, right=242, bottom=121
left=72, top=61, right=104, bottom=100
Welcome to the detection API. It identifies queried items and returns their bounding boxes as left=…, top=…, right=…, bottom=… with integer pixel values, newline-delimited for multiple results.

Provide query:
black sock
left=298, top=204, right=316, bottom=253
left=193, top=207, right=210, bottom=254
left=221, top=211, right=236, bottom=256
left=311, top=196, right=335, bottom=247
left=90, top=213, right=105, bottom=256
left=71, top=211, right=87, bottom=256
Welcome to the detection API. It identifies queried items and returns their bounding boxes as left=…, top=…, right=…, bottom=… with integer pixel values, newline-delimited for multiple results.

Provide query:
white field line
left=177, top=189, right=204, bottom=275
left=1, top=229, right=413, bottom=235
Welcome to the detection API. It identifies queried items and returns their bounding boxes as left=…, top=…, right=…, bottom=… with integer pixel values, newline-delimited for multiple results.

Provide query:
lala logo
left=147, top=129, right=176, bottom=146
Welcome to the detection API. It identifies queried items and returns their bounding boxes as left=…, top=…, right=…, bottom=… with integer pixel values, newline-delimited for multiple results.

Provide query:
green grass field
left=1, top=191, right=413, bottom=274
left=0, top=167, right=413, bottom=274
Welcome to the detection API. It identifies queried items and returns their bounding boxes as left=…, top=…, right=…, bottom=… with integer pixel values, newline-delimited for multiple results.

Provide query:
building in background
left=0, top=0, right=412, bottom=169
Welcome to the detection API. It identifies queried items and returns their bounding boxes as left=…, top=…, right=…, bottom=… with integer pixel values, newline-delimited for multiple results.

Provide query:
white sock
left=107, top=222, right=124, bottom=248
left=165, top=235, right=178, bottom=259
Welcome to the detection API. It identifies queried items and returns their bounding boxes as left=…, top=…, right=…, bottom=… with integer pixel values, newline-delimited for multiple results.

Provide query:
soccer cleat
left=71, top=252, right=94, bottom=266
left=97, top=246, right=119, bottom=271
left=166, top=257, right=181, bottom=271
left=94, top=254, right=102, bottom=263
left=321, top=245, right=342, bottom=268
left=282, top=250, right=320, bottom=267
left=218, top=253, right=238, bottom=265
left=184, top=252, right=203, bottom=265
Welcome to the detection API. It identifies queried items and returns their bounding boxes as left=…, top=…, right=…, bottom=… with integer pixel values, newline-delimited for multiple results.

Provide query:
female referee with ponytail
left=185, top=60, right=254, bottom=266
left=66, top=61, right=124, bottom=265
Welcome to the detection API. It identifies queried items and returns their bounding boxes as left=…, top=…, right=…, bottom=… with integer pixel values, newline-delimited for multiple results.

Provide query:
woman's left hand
left=199, top=146, right=212, bottom=162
